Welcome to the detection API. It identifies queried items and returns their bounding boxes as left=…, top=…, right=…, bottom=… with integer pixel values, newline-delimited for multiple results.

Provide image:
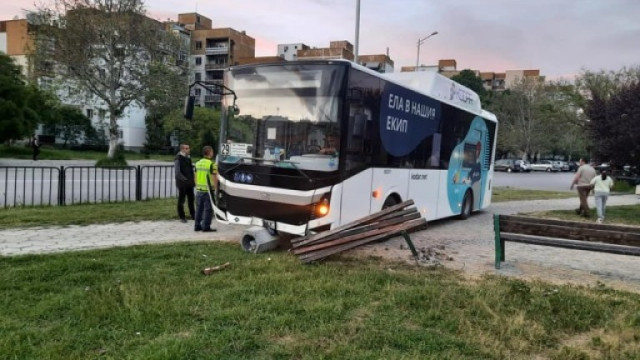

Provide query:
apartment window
left=99, top=68, right=106, bottom=79
left=194, top=72, right=201, bottom=81
left=39, top=78, right=52, bottom=89
left=86, top=109, right=94, bottom=118
left=98, top=109, right=106, bottom=119
left=195, top=41, right=202, bottom=50
left=118, top=130, right=124, bottom=139
left=195, top=88, right=201, bottom=96
left=195, top=57, right=202, bottom=65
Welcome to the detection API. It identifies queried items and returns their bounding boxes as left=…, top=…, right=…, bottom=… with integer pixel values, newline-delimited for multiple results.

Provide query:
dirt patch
left=351, top=202, right=640, bottom=294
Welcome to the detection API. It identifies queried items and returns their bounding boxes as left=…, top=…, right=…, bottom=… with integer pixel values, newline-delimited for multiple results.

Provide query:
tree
left=450, top=69, right=488, bottom=102
left=577, top=66, right=640, bottom=168
left=487, top=78, right=585, bottom=160
left=163, top=107, right=221, bottom=155
left=585, top=81, right=640, bottom=169
left=33, top=0, right=187, bottom=158
left=0, top=53, right=41, bottom=143
left=143, top=62, right=189, bottom=151
left=53, top=105, right=96, bottom=147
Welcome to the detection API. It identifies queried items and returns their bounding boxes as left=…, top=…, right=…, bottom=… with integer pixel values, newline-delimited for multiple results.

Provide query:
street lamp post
left=416, top=31, right=438, bottom=71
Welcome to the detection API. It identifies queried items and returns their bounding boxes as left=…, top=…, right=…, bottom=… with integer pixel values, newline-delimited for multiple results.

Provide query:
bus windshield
left=221, top=63, right=345, bottom=172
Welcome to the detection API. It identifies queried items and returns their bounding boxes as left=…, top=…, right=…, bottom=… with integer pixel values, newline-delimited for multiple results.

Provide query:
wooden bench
left=493, top=214, right=640, bottom=269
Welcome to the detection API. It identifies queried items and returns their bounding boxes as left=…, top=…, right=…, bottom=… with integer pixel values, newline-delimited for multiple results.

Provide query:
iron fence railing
left=1, top=166, right=61, bottom=208
left=0, top=165, right=177, bottom=208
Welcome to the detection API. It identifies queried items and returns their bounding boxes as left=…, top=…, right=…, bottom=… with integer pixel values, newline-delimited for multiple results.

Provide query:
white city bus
left=213, top=60, right=498, bottom=237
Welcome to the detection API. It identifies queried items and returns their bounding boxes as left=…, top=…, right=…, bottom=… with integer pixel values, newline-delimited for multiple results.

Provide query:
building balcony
left=205, top=46, right=229, bottom=55
left=205, top=63, right=228, bottom=70
left=204, top=79, right=224, bottom=86
left=204, top=95, right=222, bottom=103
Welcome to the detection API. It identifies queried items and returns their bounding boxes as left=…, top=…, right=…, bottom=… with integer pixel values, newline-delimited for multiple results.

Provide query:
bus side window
left=346, top=106, right=372, bottom=171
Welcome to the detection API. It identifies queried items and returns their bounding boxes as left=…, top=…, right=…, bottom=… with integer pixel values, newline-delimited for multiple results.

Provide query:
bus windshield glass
left=221, top=63, right=345, bottom=172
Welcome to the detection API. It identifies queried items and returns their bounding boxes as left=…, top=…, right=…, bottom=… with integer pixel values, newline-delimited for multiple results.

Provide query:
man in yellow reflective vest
left=194, top=145, right=218, bottom=232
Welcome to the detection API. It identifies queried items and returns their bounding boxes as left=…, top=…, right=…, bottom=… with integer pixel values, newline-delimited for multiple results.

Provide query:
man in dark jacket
left=174, top=144, right=195, bottom=223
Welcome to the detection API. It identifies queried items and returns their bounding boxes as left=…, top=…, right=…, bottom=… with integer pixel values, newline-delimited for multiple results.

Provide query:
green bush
left=95, top=151, right=128, bottom=167
left=612, top=179, right=635, bottom=193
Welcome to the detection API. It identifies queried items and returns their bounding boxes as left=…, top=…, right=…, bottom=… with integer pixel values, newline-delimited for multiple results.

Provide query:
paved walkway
left=1, top=194, right=639, bottom=291
left=0, top=220, right=245, bottom=256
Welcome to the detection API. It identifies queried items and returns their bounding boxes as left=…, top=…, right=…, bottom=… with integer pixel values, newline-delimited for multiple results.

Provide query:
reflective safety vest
left=195, top=158, right=216, bottom=192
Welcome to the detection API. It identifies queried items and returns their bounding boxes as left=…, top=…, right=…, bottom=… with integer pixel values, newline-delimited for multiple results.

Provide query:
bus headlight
left=313, top=198, right=330, bottom=218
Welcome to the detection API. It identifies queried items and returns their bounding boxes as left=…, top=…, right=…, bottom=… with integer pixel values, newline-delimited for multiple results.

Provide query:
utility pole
left=354, top=0, right=360, bottom=63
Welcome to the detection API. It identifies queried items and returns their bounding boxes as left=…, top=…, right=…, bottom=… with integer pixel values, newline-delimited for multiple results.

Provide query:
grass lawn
left=0, top=198, right=176, bottom=229
left=492, top=186, right=640, bottom=225
left=533, top=204, right=640, bottom=226
left=492, top=187, right=575, bottom=202
left=1, top=242, right=639, bottom=359
left=0, top=144, right=174, bottom=162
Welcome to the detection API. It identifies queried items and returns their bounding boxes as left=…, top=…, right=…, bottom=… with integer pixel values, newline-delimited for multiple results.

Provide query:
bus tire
left=382, top=195, right=400, bottom=210
left=459, top=191, right=473, bottom=220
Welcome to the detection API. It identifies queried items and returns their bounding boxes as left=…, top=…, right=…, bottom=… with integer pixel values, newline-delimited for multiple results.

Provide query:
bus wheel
left=459, top=191, right=473, bottom=220
left=382, top=195, right=399, bottom=209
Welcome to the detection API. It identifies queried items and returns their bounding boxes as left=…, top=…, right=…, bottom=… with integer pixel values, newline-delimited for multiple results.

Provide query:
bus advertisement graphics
left=379, top=83, right=442, bottom=157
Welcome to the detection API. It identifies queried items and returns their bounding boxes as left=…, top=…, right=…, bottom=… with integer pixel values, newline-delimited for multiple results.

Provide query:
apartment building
left=289, top=40, right=394, bottom=73
left=277, top=43, right=309, bottom=61
left=0, top=18, right=32, bottom=76
left=178, top=13, right=255, bottom=109
left=297, top=40, right=355, bottom=61
left=401, top=58, right=541, bottom=91
left=356, top=54, right=394, bottom=73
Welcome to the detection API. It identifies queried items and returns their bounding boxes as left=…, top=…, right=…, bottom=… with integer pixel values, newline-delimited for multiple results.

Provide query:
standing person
left=590, top=170, right=614, bottom=224
left=32, top=135, right=40, bottom=161
left=174, top=144, right=195, bottom=223
left=194, top=145, right=217, bottom=232
left=570, top=158, right=597, bottom=217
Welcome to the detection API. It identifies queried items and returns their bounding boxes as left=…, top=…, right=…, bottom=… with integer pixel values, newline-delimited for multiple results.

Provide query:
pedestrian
left=590, top=170, right=614, bottom=224
left=32, top=135, right=40, bottom=161
left=570, top=158, right=597, bottom=217
left=174, top=143, right=195, bottom=223
left=194, top=145, right=217, bottom=232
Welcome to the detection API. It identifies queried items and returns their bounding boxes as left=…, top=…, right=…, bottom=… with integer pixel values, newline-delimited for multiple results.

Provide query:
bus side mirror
left=184, top=96, right=195, bottom=120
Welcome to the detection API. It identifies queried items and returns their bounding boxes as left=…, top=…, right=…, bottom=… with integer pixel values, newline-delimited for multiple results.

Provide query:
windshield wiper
left=221, top=156, right=313, bottom=182
left=220, top=156, right=249, bottom=175
left=274, top=159, right=313, bottom=183
left=221, top=156, right=274, bottom=174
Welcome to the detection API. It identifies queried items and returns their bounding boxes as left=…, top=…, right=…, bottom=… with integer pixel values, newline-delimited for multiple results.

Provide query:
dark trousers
left=177, top=186, right=195, bottom=220
left=195, top=191, right=213, bottom=230
left=32, top=148, right=40, bottom=161
left=576, top=185, right=591, bottom=216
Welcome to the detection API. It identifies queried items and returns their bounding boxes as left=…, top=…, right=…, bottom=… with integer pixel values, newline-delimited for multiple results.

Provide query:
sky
left=2, top=0, right=640, bottom=80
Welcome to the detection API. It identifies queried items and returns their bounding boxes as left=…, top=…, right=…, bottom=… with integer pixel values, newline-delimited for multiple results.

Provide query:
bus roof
left=228, top=59, right=497, bottom=123
left=343, top=60, right=496, bottom=122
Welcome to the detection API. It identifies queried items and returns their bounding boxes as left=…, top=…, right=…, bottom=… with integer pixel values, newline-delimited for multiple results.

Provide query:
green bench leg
left=494, top=214, right=503, bottom=269
left=401, top=230, right=419, bottom=258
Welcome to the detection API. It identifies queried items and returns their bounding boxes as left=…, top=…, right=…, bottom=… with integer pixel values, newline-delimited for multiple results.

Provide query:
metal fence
left=0, top=165, right=177, bottom=208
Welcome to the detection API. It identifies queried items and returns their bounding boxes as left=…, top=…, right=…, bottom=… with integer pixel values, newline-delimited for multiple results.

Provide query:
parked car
left=568, top=161, right=579, bottom=172
left=552, top=161, right=570, bottom=172
left=494, top=159, right=531, bottom=172
left=530, top=160, right=560, bottom=172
